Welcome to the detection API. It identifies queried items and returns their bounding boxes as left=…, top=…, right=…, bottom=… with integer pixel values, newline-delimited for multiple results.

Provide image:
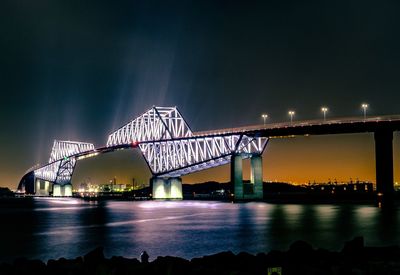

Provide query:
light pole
left=321, top=107, right=328, bottom=121
left=361, top=103, right=368, bottom=119
left=261, top=114, right=268, bottom=126
left=288, top=110, right=295, bottom=124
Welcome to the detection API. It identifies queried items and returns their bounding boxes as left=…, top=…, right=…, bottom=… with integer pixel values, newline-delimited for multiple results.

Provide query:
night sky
left=1, top=0, right=400, bottom=189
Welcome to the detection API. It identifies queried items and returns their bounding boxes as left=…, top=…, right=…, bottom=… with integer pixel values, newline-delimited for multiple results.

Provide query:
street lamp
left=321, top=107, right=328, bottom=121
left=361, top=103, right=368, bottom=119
left=261, top=114, right=268, bottom=126
left=288, top=110, right=295, bottom=124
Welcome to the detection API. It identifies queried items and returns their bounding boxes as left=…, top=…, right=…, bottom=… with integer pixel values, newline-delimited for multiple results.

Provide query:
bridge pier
left=231, top=154, right=244, bottom=199
left=374, top=129, right=394, bottom=201
left=151, top=177, right=183, bottom=199
left=52, top=183, right=72, bottom=197
left=63, top=184, right=73, bottom=197
left=231, top=154, right=263, bottom=200
left=251, top=154, right=263, bottom=199
left=53, top=184, right=62, bottom=196
left=34, top=179, right=50, bottom=196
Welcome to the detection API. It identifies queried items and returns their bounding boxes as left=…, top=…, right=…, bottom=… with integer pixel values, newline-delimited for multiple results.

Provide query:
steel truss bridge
left=18, top=106, right=400, bottom=200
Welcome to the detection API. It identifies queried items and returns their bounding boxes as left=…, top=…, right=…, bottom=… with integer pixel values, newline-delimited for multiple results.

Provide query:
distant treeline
left=0, top=187, right=13, bottom=197
left=182, top=181, right=306, bottom=194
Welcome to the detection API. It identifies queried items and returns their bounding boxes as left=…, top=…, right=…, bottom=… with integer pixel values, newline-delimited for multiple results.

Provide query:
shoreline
left=1, top=237, right=399, bottom=274
left=2, top=194, right=399, bottom=205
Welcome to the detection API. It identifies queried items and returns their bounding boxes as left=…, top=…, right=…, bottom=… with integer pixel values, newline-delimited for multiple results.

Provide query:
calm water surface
left=1, top=198, right=399, bottom=262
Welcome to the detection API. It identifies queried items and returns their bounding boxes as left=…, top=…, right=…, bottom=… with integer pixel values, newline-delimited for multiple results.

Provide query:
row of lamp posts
left=261, top=103, right=369, bottom=125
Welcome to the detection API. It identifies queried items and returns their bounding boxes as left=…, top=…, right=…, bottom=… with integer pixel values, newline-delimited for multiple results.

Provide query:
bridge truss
left=21, top=106, right=268, bottom=192
left=34, top=140, right=94, bottom=184
left=107, top=106, right=268, bottom=177
left=107, top=106, right=193, bottom=145
left=139, top=134, right=267, bottom=177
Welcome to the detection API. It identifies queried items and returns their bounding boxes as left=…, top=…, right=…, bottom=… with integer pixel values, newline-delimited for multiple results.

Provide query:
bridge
left=18, top=106, right=400, bottom=200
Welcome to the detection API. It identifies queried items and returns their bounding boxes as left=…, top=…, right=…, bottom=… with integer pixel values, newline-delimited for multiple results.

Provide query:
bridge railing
left=192, top=115, right=400, bottom=137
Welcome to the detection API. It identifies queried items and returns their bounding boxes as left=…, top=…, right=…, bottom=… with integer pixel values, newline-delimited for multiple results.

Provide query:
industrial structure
left=18, top=106, right=400, bottom=201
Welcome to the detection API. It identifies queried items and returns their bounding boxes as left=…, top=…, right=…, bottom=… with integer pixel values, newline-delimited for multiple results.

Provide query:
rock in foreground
left=1, top=238, right=400, bottom=274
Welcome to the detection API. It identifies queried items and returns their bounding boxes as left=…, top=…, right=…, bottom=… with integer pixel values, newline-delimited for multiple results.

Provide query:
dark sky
left=1, top=0, right=400, bottom=188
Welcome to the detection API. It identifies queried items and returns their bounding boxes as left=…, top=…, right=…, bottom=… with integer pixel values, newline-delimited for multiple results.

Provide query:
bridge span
left=18, top=107, right=400, bottom=200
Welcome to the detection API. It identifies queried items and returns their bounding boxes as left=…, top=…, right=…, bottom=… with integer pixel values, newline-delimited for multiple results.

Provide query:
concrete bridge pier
left=374, top=129, right=394, bottom=201
left=231, top=153, right=263, bottom=200
left=35, top=179, right=50, bottom=196
left=53, top=184, right=61, bottom=196
left=151, top=177, right=183, bottom=199
left=231, top=154, right=244, bottom=199
left=169, top=177, right=183, bottom=199
left=63, top=184, right=73, bottom=197
left=52, top=183, right=72, bottom=197
left=251, top=154, right=263, bottom=199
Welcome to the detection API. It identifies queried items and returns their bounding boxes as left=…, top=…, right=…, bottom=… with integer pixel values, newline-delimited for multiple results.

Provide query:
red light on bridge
left=131, top=141, right=140, bottom=148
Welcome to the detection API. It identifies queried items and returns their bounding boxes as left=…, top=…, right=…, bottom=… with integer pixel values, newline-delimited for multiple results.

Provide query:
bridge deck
left=193, top=115, right=400, bottom=138
left=26, top=115, right=400, bottom=176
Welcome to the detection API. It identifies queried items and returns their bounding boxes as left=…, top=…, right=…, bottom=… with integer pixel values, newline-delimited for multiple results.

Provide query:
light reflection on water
left=0, top=199, right=399, bottom=262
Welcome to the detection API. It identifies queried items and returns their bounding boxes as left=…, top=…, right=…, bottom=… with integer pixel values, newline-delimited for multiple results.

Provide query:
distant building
left=307, top=181, right=373, bottom=193
left=78, top=182, right=88, bottom=192
left=99, top=183, right=133, bottom=192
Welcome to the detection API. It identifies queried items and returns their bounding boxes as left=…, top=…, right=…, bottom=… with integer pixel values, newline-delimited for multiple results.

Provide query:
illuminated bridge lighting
left=34, top=141, right=95, bottom=184
left=107, top=106, right=268, bottom=177
left=18, top=105, right=400, bottom=198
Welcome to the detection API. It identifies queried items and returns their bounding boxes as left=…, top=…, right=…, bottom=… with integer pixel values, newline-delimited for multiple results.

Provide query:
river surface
left=1, top=198, right=399, bottom=262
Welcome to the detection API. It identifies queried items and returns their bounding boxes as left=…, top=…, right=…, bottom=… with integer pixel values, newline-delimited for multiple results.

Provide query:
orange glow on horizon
left=183, top=133, right=400, bottom=185
left=3, top=133, right=400, bottom=189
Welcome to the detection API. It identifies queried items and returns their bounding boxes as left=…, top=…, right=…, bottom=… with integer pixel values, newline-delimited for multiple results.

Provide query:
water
left=1, top=198, right=399, bottom=262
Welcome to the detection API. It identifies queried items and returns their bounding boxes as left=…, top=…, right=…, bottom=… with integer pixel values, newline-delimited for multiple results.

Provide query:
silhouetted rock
left=266, top=249, right=284, bottom=264
left=3, top=238, right=400, bottom=275
left=364, top=245, right=400, bottom=261
left=191, top=251, right=238, bottom=275
left=82, top=247, right=111, bottom=275
left=109, top=256, right=140, bottom=275
left=47, top=257, right=84, bottom=275
left=343, top=236, right=364, bottom=252
left=192, top=251, right=235, bottom=268
left=0, top=262, right=12, bottom=275
left=289, top=240, right=314, bottom=254
left=235, top=251, right=264, bottom=274
left=84, top=246, right=105, bottom=264
left=288, top=240, right=315, bottom=264
left=151, top=256, right=191, bottom=275
left=12, top=258, right=46, bottom=275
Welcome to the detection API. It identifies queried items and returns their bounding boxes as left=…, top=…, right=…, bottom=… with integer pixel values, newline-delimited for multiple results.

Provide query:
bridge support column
left=52, top=183, right=72, bottom=197
left=231, top=154, right=244, bottom=200
left=250, top=154, right=263, bottom=199
left=151, top=177, right=182, bottom=199
left=169, top=177, right=183, bottom=199
left=231, top=154, right=264, bottom=200
left=53, top=184, right=61, bottom=196
left=63, top=184, right=73, bottom=197
left=35, top=179, right=50, bottom=196
left=374, top=129, right=394, bottom=201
